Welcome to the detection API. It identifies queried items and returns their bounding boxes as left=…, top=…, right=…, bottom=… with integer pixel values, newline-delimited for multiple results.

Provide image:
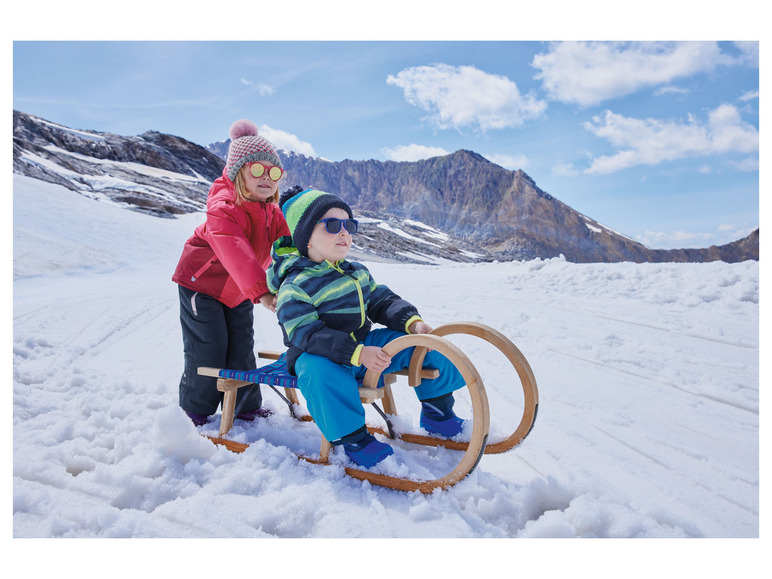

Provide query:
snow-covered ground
left=11, top=175, right=762, bottom=571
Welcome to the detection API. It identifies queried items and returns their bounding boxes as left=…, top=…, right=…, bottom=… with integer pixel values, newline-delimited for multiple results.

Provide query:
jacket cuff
left=246, top=283, right=270, bottom=303
left=350, top=344, right=364, bottom=366
left=405, top=315, right=423, bottom=334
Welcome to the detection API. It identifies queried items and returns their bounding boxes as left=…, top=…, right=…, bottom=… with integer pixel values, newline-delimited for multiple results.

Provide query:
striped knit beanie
left=279, top=187, right=353, bottom=257
left=225, top=119, right=283, bottom=182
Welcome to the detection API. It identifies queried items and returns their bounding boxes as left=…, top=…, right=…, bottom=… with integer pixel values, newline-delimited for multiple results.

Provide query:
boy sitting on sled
left=267, top=187, right=467, bottom=468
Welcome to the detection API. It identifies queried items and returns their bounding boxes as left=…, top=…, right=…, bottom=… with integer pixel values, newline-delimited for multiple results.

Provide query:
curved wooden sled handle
left=352, top=333, right=490, bottom=493
left=408, top=322, right=539, bottom=454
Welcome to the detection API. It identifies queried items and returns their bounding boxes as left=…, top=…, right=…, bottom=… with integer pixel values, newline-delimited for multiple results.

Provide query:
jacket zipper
left=328, top=261, right=366, bottom=334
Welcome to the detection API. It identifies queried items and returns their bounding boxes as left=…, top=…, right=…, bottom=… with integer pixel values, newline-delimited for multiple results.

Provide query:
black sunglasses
left=316, top=217, right=359, bottom=235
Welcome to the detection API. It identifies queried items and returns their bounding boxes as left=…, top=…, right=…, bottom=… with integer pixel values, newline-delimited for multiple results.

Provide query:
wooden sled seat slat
left=200, top=352, right=440, bottom=392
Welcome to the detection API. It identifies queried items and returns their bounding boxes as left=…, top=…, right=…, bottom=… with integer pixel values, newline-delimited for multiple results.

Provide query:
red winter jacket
left=172, top=171, right=290, bottom=308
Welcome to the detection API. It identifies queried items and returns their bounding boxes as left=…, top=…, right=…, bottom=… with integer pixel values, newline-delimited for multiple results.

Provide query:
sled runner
left=197, top=321, right=538, bottom=493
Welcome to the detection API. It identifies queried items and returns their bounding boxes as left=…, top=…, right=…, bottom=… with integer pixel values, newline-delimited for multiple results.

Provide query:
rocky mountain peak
left=12, top=110, right=758, bottom=264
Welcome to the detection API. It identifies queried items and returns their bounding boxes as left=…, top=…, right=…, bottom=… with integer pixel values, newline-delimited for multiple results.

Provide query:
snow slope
left=11, top=175, right=762, bottom=570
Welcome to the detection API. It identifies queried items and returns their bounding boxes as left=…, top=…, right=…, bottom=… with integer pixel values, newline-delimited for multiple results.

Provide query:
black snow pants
left=178, top=285, right=262, bottom=416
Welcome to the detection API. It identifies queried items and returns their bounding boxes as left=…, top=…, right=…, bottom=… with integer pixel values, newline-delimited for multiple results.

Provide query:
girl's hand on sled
left=409, top=321, right=433, bottom=335
left=361, top=346, right=392, bottom=373
left=259, top=293, right=277, bottom=312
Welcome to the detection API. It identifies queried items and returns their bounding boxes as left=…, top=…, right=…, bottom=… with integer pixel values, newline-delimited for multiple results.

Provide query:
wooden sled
left=197, top=322, right=538, bottom=493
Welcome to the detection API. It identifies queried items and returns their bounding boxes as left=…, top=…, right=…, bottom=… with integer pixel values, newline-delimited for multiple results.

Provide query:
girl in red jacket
left=173, top=119, right=290, bottom=426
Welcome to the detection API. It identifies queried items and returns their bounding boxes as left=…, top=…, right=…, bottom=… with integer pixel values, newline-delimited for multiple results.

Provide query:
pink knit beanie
left=225, top=119, right=283, bottom=182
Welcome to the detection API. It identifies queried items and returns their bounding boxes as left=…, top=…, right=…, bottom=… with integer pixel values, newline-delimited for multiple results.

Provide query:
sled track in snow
left=533, top=295, right=759, bottom=351
left=584, top=309, right=757, bottom=350
left=591, top=425, right=758, bottom=517
left=15, top=294, right=175, bottom=379
left=548, top=347, right=758, bottom=415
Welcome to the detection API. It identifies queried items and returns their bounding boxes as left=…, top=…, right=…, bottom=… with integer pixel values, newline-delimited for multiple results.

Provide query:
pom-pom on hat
left=225, top=119, right=283, bottom=182
left=279, top=186, right=353, bottom=257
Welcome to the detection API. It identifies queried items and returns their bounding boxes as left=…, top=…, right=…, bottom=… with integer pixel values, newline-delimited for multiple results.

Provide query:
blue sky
left=10, top=5, right=762, bottom=249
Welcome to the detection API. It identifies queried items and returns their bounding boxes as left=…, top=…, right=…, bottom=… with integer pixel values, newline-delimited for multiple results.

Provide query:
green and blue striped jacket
left=267, top=236, right=420, bottom=374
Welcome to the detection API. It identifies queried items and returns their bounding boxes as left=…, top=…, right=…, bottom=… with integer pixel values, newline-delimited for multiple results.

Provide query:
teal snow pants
left=294, top=328, right=464, bottom=443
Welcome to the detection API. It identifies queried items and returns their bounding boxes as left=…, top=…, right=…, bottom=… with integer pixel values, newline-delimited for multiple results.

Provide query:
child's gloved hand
left=360, top=346, right=392, bottom=373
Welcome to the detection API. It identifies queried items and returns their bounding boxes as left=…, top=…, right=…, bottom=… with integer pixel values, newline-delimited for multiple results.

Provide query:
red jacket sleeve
left=203, top=203, right=270, bottom=302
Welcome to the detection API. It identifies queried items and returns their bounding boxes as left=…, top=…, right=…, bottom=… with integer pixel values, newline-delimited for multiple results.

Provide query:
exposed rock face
left=13, top=110, right=758, bottom=263
left=650, top=228, right=759, bottom=263
left=277, top=149, right=758, bottom=263
left=13, top=110, right=222, bottom=216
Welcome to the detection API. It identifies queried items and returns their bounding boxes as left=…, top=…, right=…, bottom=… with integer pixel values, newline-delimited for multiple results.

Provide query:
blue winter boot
left=339, top=428, right=394, bottom=468
left=420, top=393, right=465, bottom=437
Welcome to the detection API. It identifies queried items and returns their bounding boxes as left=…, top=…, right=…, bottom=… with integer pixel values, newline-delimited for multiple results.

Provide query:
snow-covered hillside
left=12, top=175, right=761, bottom=568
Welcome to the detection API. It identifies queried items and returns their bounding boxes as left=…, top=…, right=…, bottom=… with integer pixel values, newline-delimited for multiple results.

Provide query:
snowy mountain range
left=13, top=110, right=758, bottom=264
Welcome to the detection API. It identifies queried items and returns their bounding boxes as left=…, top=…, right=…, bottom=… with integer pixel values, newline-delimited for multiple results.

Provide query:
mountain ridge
left=13, top=110, right=758, bottom=264
left=266, top=147, right=758, bottom=263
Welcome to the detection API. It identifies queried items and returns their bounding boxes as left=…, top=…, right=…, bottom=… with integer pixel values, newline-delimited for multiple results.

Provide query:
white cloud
left=638, top=229, right=715, bottom=248
left=583, top=104, right=758, bottom=174
left=639, top=224, right=755, bottom=249
left=732, top=41, right=759, bottom=67
left=483, top=152, right=529, bottom=170
left=730, top=157, right=759, bottom=172
left=716, top=224, right=755, bottom=239
left=240, top=78, right=274, bottom=97
left=257, top=84, right=275, bottom=97
left=654, top=85, right=689, bottom=97
left=381, top=143, right=449, bottom=162
left=259, top=125, right=316, bottom=157
left=532, top=41, right=725, bottom=106
left=387, top=63, right=546, bottom=132
left=739, top=89, right=759, bottom=102
left=552, top=161, right=580, bottom=176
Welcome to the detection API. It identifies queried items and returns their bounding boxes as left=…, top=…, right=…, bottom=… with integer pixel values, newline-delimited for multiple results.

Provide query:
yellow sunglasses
left=247, top=161, right=284, bottom=182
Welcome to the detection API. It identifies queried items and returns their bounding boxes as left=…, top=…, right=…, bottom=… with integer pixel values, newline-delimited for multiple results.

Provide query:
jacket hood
left=267, top=236, right=315, bottom=293
left=267, top=235, right=355, bottom=294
